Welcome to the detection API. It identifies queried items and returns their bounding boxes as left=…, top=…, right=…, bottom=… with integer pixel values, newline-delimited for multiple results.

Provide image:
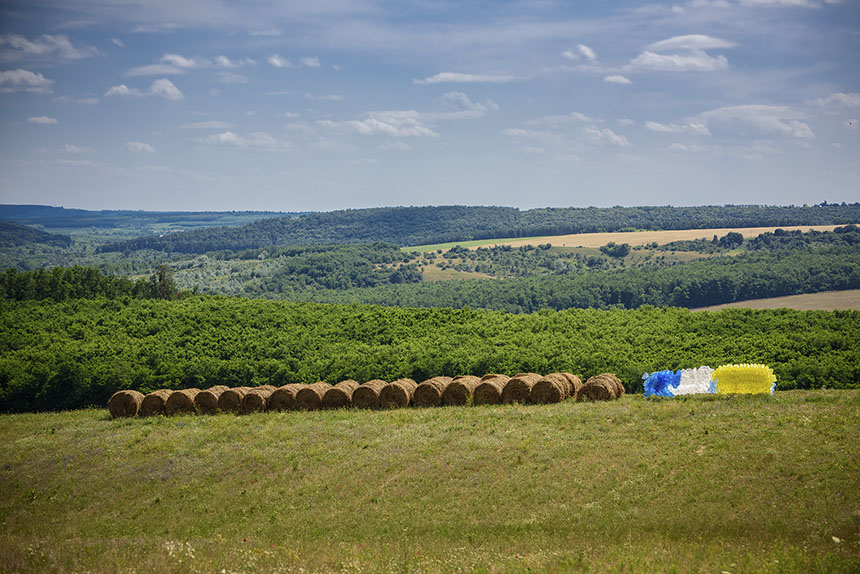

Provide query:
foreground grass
left=1, top=391, right=859, bottom=573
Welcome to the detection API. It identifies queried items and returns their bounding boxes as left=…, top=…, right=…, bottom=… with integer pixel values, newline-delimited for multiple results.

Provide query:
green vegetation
left=2, top=391, right=858, bottom=573
left=0, top=221, right=71, bottom=248
left=1, top=297, right=858, bottom=412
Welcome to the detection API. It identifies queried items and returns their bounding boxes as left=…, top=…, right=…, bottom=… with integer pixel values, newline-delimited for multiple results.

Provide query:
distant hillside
left=0, top=221, right=72, bottom=248
left=98, top=203, right=860, bottom=254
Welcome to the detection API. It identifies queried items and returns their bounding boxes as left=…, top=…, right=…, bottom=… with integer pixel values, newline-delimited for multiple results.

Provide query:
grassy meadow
left=693, top=289, right=860, bottom=312
left=2, top=390, right=859, bottom=573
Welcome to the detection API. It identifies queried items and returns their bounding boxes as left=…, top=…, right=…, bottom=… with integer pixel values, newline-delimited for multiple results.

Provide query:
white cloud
left=268, top=54, right=293, bottom=68
left=502, top=128, right=561, bottom=142
left=616, top=118, right=636, bottom=127
left=808, top=92, right=860, bottom=109
left=645, top=120, right=710, bottom=135
left=27, top=116, right=58, bottom=124
left=521, top=146, right=547, bottom=154
left=628, top=50, right=728, bottom=72
left=125, top=141, right=155, bottom=153
left=160, top=54, right=209, bottom=69
left=111, top=38, right=125, bottom=48
left=251, top=29, right=282, bottom=37
left=52, top=95, right=99, bottom=104
left=284, top=112, right=301, bottom=119
left=524, top=111, right=599, bottom=126
left=0, top=34, right=97, bottom=61
left=126, top=64, right=186, bottom=76
left=581, top=126, right=630, bottom=147
left=562, top=44, right=598, bottom=62
left=215, top=56, right=256, bottom=68
left=350, top=112, right=439, bottom=137
left=430, top=91, right=491, bottom=119
left=0, top=68, right=53, bottom=93
left=832, top=142, right=844, bottom=149
left=194, top=131, right=279, bottom=148
left=148, top=78, right=184, bottom=100
left=217, top=71, right=248, bottom=84
left=131, top=23, right=184, bottom=34
left=305, top=92, right=344, bottom=101
left=604, top=75, right=632, bottom=85
left=104, top=84, right=142, bottom=97
left=413, top=72, right=516, bottom=85
left=62, top=144, right=92, bottom=153
left=738, top=0, right=817, bottom=6
left=694, top=104, right=814, bottom=139
left=647, top=34, right=738, bottom=51
left=301, top=57, right=320, bottom=67
left=181, top=120, right=235, bottom=129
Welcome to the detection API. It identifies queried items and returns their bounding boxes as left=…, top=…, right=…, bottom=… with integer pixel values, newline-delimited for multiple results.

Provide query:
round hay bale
left=501, top=373, right=542, bottom=404
left=380, top=378, right=417, bottom=408
left=194, top=385, right=230, bottom=415
left=322, top=379, right=360, bottom=409
left=268, top=384, right=305, bottom=411
left=443, top=375, right=482, bottom=406
left=139, top=389, right=172, bottom=417
left=530, top=373, right=571, bottom=404
left=218, top=386, right=252, bottom=414
left=473, top=375, right=510, bottom=405
left=108, top=390, right=144, bottom=418
left=561, top=373, right=583, bottom=397
left=165, top=388, right=201, bottom=416
left=413, top=376, right=453, bottom=408
left=578, top=374, right=622, bottom=402
left=589, top=373, right=624, bottom=398
left=241, top=385, right=277, bottom=414
left=295, top=382, right=331, bottom=410
left=352, top=379, right=388, bottom=409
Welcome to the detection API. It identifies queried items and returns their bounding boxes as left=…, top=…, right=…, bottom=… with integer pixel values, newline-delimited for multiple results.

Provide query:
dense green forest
left=97, top=203, right=860, bottom=254
left=0, top=221, right=72, bottom=248
left=1, top=297, right=857, bottom=412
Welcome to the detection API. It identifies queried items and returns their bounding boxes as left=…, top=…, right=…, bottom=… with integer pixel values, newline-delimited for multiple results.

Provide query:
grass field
left=693, top=289, right=860, bottom=311
left=2, top=390, right=859, bottom=573
left=408, top=225, right=847, bottom=252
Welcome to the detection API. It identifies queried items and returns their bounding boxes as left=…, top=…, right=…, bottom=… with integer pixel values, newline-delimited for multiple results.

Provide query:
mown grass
left=2, top=390, right=859, bottom=573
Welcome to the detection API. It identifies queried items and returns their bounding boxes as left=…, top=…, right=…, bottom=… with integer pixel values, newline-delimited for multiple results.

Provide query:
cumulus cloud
left=268, top=54, right=320, bottom=68
left=268, top=54, right=293, bottom=68
left=104, top=84, right=142, bottom=97
left=628, top=34, right=736, bottom=72
left=647, top=34, right=738, bottom=51
left=616, top=118, right=636, bottom=127
left=215, top=56, right=256, bottom=68
left=604, top=74, right=632, bottom=84
left=181, top=120, right=234, bottom=129
left=413, top=72, right=516, bottom=85
left=111, top=38, right=125, bottom=48
left=62, top=144, right=92, bottom=153
left=194, top=131, right=279, bottom=148
left=305, top=92, right=344, bottom=101
left=349, top=112, right=439, bottom=137
left=27, top=116, right=58, bottom=124
left=380, top=141, right=412, bottom=151
left=0, top=34, right=97, bottom=62
left=645, top=120, right=710, bottom=135
left=125, top=141, right=155, bottom=153
left=808, top=92, right=860, bottom=109
left=562, top=44, right=598, bottom=62
left=694, top=104, right=814, bottom=139
left=502, top=128, right=562, bottom=143
left=0, top=68, right=53, bottom=93
left=105, top=78, right=183, bottom=100
left=217, top=71, right=248, bottom=84
left=581, top=126, right=630, bottom=147
left=126, top=64, right=186, bottom=76
left=525, top=111, right=600, bottom=126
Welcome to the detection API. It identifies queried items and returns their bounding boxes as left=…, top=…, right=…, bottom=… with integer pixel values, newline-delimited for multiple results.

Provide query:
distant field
left=693, top=289, right=860, bottom=311
left=1, top=390, right=858, bottom=573
left=408, top=224, right=848, bottom=252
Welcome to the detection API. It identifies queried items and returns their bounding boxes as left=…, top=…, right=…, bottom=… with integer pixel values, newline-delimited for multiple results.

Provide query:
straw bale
left=218, top=386, right=252, bottom=414
left=322, top=379, right=360, bottom=409
left=473, top=375, right=510, bottom=405
left=380, top=378, right=417, bottom=408
left=589, top=373, right=624, bottom=397
left=578, top=374, right=623, bottom=402
left=241, top=385, right=277, bottom=414
left=268, top=384, right=304, bottom=411
left=140, top=389, right=172, bottom=417
left=501, top=373, right=542, bottom=404
left=108, top=390, right=144, bottom=418
left=530, top=373, right=571, bottom=404
left=413, top=376, right=454, bottom=408
left=442, top=375, right=482, bottom=406
left=194, top=385, right=230, bottom=415
left=296, top=382, right=332, bottom=410
left=352, top=379, right=388, bottom=409
left=165, top=388, right=201, bottom=416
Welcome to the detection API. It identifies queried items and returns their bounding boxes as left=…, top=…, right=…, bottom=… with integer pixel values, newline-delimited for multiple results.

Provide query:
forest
left=1, top=296, right=857, bottom=412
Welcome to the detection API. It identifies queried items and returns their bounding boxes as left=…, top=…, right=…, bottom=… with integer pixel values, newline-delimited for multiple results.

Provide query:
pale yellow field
left=693, top=289, right=860, bottom=311
left=473, top=224, right=846, bottom=249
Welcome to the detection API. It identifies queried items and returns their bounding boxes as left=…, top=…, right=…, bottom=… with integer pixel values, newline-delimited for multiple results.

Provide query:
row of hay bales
left=108, top=372, right=626, bottom=418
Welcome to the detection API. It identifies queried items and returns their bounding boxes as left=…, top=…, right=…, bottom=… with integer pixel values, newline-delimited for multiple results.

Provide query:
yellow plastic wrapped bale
left=713, top=364, right=777, bottom=395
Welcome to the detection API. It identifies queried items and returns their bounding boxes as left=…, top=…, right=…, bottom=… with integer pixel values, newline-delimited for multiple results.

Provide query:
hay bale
left=588, top=373, right=624, bottom=397
left=295, top=382, right=332, bottom=410
left=268, top=384, right=305, bottom=411
left=352, top=379, right=388, bottom=409
left=241, top=385, right=277, bottom=414
left=194, top=385, right=230, bottom=415
left=473, top=375, right=510, bottom=405
left=578, top=374, right=622, bottom=402
left=562, top=373, right=583, bottom=397
left=108, top=389, right=144, bottom=418
left=322, top=379, right=360, bottom=409
left=139, top=389, right=172, bottom=417
left=413, top=376, right=453, bottom=408
left=530, top=373, right=571, bottom=404
left=165, top=388, right=201, bottom=416
left=218, top=386, right=252, bottom=414
left=380, top=378, right=417, bottom=408
left=501, top=373, right=542, bottom=404
left=442, top=375, right=482, bottom=406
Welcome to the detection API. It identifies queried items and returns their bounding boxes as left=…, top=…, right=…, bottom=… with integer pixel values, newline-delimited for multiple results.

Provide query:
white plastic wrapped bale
left=674, top=366, right=716, bottom=395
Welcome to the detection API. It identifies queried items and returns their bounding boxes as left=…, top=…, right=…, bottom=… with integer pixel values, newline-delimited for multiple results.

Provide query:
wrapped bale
left=442, top=375, right=482, bottom=406
left=530, top=373, right=578, bottom=404
left=675, top=366, right=716, bottom=395
left=713, top=364, right=777, bottom=395
left=140, top=389, right=172, bottom=417
left=322, top=379, right=360, bottom=409
left=165, top=388, right=201, bottom=416
left=642, top=370, right=679, bottom=398
left=352, top=379, right=388, bottom=409
left=380, top=378, right=417, bottom=408
left=194, top=385, right=230, bottom=415
left=413, top=376, right=454, bottom=408
left=218, top=386, right=252, bottom=414
left=579, top=374, right=622, bottom=402
left=241, top=385, right=278, bottom=414
left=473, top=375, right=510, bottom=405
left=501, top=373, right=542, bottom=404
left=268, top=384, right=305, bottom=411
left=295, top=382, right=332, bottom=410
left=108, top=390, right=144, bottom=418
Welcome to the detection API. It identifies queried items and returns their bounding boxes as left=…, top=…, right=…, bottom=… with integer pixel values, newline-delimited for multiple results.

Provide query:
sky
left=0, top=0, right=858, bottom=212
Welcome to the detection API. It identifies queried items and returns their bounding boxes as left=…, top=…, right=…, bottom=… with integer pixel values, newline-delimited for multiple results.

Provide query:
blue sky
left=0, top=0, right=858, bottom=212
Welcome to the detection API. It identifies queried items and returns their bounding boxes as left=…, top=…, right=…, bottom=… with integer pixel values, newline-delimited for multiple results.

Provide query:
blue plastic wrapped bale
left=642, top=370, right=680, bottom=398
